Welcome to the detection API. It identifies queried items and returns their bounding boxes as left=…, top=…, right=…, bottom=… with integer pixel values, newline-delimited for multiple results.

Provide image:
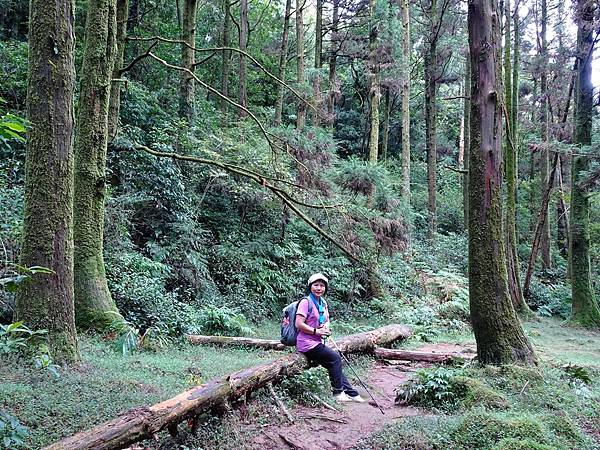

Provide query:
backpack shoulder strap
left=297, top=297, right=313, bottom=316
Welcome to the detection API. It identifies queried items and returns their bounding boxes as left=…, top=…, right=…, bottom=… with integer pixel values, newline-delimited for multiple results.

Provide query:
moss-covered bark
left=503, top=3, right=529, bottom=314
left=273, top=0, right=291, bottom=127
left=468, top=0, right=535, bottom=364
left=179, top=0, right=197, bottom=123
left=367, top=0, right=380, bottom=163
left=400, top=0, right=411, bottom=203
left=73, top=0, right=120, bottom=329
left=570, top=0, right=600, bottom=327
left=295, top=0, right=305, bottom=130
left=16, top=0, right=79, bottom=363
left=425, top=34, right=437, bottom=241
left=107, top=0, right=129, bottom=139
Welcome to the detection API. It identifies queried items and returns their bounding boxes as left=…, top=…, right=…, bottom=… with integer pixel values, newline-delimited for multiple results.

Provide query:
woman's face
left=310, top=281, right=327, bottom=297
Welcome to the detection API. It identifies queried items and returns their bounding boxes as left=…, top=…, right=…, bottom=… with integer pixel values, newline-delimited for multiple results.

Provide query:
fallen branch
left=307, top=392, right=340, bottom=412
left=46, top=325, right=411, bottom=450
left=373, top=348, right=475, bottom=362
left=302, top=414, right=347, bottom=424
left=187, top=335, right=286, bottom=350
left=268, top=383, right=294, bottom=423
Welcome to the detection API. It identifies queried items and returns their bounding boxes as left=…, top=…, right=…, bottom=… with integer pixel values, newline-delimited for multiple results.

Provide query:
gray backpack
left=280, top=297, right=313, bottom=346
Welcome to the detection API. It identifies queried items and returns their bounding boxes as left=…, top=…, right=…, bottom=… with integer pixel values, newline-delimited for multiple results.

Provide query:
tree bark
left=373, top=348, right=475, bottom=362
left=179, top=0, right=197, bottom=123
left=539, top=0, right=551, bottom=270
left=570, top=0, right=600, bottom=327
left=462, top=56, right=470, bottom=228
left=425, top=4, right=438, bottom=240
left=16, top=0, right=79, bottom=363
left=467, top=0, right=535, bottom=364
left=503, top=1, right=528, bottom=314
left=45, top=325, right=411, bottom=450
left=108, top=0, right=129, bottom=140
left=400, top=0, right=411, bottom=203
left=367, top=0, right=380, bottom=163
left=239, top=0, right=249, bottom=118
left=187, top=335, right=286, bottom=350
left=73, top=0, right=121, bottom=330
left=327, top=0, right=340, bottom=125
left=295, top=0, right=306, bottom=130
left=273, top=0, right=292, bottom=126
left=381, top=87, right=391, bottom=161
left=221, top=0, right=232, bottom=116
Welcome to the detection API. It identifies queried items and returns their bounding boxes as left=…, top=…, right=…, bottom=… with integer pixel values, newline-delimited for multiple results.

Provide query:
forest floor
left=249, top=343, right=475, bottom=450
left=2, top=317, right=599, bottom=449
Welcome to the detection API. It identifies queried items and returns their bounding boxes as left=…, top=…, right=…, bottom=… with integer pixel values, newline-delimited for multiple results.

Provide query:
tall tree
left=274, top=0, right=292, bottom=126
left=367, top=0, right=380, bottom=163
left=17, top=0, right=79, bottom=362
left=467, top=0, right=535, bottom=364
left=179, top=0, right=198, bottom=123
left=327, top=0, right=340, bottom=124
left=570, top=0, right=600, bottom=327
left=221, top=0, right=232, bottom=116
left=462, top=56, right=470, bottom=228
left=73, top=0, right=121, bottom=329
left=295, top=0, right=306, bottom=130
left=539, top=0, right=551, bottom=269
left=108, top=0, right=129, bottom=139
left=239, top=0, right=249, bottom=118
left=400, top=0, right=411, bottom=202
left=503, top=0, right=528, bottom=313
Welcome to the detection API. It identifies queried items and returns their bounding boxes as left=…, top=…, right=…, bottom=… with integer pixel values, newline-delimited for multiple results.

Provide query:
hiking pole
left=328, top=336, right=385, bottom=415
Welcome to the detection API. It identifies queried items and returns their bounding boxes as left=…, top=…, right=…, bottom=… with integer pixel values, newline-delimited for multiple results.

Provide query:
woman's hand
left=315, top=325, right=331, bottom=336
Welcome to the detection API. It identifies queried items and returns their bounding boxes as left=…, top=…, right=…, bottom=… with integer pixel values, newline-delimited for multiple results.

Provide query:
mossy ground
left=1, top=317, right=599, bottom=449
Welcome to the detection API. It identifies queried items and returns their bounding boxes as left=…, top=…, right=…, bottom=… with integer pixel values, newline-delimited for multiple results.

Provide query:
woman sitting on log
left=294, top=273, right=365, bottom=403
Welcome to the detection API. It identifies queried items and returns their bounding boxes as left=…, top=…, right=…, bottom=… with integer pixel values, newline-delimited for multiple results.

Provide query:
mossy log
left=187, top=335, right=287, bottom=350
left=45, top=324, right=411, bottom=450
left=373, top=348, right=475, bottom=362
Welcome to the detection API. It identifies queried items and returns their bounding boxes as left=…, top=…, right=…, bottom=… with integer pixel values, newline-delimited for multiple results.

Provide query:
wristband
left=313, top=327, right=316, bottom=335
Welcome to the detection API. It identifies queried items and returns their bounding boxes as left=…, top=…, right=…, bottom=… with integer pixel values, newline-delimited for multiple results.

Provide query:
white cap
left=307, top=273, right=329, bottom=287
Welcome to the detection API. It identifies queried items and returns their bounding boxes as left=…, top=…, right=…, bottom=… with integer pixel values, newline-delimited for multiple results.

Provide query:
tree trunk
left=570, top=0, right=600, bottom=327
left=188, top=335, right=286, bottom=350
left=425, top=40, right=437, bottom=241
left=327, top=0, right=339, bottom=125
left=73, top=0, right=121, bottom=330
left=400, top=0, right=411, bottom=202
left=273, top=0, right=292, bottom=126
left=381, top=88, right=391, bottom=161
left=45, top=325, right=411, bottom=450
left=312, top=0, right=323, bottom=127
left=539, top=0, right=551, bottom=270
left=295, top=0, right=306, bottom=130
left=239, top=0, right=249, bottom=118
left=462, top=56, right=470, bottom=228
left=467, top=0, right=535, bottom=364
left=373, top=348, right=475, bottom=362
left=367, top=0, right=380, bottom=163
left=179, top=0, right=197, bottom=123
left=556, top=155, right=570, bottom=258
left=221, top=0, right=232, bottom=116
left=503, top=0, right=528, bottom=314
left=108, top=0, right=129, bottom=140
left=16, top=0, right=79, bottom=363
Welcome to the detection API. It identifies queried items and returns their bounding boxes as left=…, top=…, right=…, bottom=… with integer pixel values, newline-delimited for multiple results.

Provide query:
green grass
left=0, top=334, right=283, bottom=448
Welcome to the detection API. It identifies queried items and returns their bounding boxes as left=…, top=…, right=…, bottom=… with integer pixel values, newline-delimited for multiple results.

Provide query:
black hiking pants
left=303, top=343, right=359, bottom=396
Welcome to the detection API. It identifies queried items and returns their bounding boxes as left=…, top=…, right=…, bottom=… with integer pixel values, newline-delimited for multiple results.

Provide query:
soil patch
left=250, top=343, right=470, bottom=449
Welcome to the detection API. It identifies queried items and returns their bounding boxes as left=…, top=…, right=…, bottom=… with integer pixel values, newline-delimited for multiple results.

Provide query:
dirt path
left=250, top=343, right=474, bottom=450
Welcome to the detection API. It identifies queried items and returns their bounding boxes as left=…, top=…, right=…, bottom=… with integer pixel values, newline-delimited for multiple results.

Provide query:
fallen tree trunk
left=373, top=347, right=475, bottom=362
left=46, top=324, right=411, bottom=450
left=187, top=334, right=286, bottom=350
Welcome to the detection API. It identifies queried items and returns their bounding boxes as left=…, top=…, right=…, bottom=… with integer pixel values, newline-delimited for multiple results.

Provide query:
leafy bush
left=0, top=410, right=29, bottom=450
left=197, top=305, right=253, bottom=336
left=527, top=278, right=571, bottom=318
left=106, top=252, right=200, bottom=335
left=0, top=322, right=59, bottom=377
left=396, top=367, right=467, bottom=410
left=280, top=367, right=331, bottom=404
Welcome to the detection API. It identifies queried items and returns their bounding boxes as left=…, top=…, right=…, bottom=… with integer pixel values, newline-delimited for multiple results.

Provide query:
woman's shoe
left=349, top=394, right=366, bottom=403
left=333, top=392, right=353, bottom=402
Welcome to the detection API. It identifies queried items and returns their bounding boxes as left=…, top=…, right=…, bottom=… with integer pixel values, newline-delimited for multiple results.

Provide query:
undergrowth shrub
left=280, top=367, right=331, bottom=405
left=107, top=252, right=199, bottom=335
left=527, top=278, right=571, bottom=318
left=396, top=367, right=467, bottom=410
left=196, top=305, right=253, bottom=336
left=0, top=409, right=29, bottom=450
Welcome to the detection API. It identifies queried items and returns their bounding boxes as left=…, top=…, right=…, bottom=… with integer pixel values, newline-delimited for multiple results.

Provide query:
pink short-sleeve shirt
left=296, top=297, right=329, bottom=353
